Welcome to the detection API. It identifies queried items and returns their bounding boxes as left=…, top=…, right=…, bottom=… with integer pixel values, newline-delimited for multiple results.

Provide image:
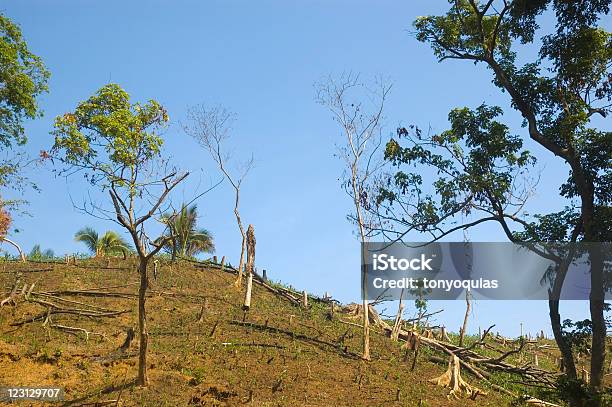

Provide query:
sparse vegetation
left=0, top=2, right=609, bottom=406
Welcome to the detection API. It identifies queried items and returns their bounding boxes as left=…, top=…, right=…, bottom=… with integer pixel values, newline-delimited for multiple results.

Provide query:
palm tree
left=74, top=227, right=131, bottom=258
left=160, top=204, right=215, bottom=260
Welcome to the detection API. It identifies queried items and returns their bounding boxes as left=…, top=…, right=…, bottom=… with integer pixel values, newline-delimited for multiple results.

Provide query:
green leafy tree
left=50, top=83, right=189, bottom=386
left=0, top=13, right=49, bottom=148
left=74, top=227, right=131, bottom=258
left=378, top=0, right=609, bottom=401
left=159, top=204, right=214, bottom=260
left=28, top=244, right=54, bottom=260
left=0, top=13, right=49, bottom=260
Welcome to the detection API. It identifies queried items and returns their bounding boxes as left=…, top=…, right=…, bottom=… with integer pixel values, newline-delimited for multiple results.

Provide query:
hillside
left=0, top=258, right=597, bottom=406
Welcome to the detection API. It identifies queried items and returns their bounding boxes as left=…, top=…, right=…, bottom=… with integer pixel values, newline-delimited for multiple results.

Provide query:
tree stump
left=429, top=354, right=485, bottom=399
left=581, top=368, right=590, bottom=384
left=242, top=225, right=256, bottom=311
left=120, top=327, right=135, bottom=351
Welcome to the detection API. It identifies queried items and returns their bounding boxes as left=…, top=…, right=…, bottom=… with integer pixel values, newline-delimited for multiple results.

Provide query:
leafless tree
left=184, top=106, right=254, bottom=288
left=315, top=73, right=391, bottom=360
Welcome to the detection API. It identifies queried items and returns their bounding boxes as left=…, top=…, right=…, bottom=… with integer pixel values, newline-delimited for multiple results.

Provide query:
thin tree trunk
left=353, top=165, right=370, bottom=360
left=459, top=291, right=471, bottom=347
left=137, top=258, right=149, bottom=386
left=171, top=237, right=177, bottom=262
left=236, top=232, right=246, bottom=286
left=391, top=289, right=405, bottom=341
left=357, top=216, right=370, bottom=360
left=1, top=237, right=26, bottom=262
left=234, top=189, right=246, bottom=288
left=361, top=260, right=370, bottom=360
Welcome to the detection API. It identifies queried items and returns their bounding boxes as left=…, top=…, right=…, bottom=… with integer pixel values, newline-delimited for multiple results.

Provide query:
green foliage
left=412, top=2, right=611, bottom=229
left=158, top=204, right=214, bottom=258
left=51, top=83, right=168, bottom=187
left=378, top=105, right=535, bottom=237
left=0, top=13, right=49, bottom=209
left=74, top=227, right=131, bottom=257
left=28, top=244, right=55, bottom=260
left=561, top=318, right=593, bottom=356
left=0, top=13, right=49, bottom=149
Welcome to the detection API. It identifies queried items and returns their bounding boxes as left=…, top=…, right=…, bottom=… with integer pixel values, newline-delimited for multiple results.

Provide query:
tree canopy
left=0, top=13, right=49, bottom=149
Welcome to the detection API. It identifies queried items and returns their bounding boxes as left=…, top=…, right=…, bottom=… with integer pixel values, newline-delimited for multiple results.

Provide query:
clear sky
left=3, top=1, right=610, bottom=337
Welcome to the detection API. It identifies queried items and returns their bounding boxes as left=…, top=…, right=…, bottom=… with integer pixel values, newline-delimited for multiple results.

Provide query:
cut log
left=429, top=354, right=485, bottom=399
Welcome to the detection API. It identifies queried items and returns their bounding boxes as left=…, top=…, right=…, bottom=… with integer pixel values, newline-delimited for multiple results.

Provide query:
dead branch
left=48, top=322, right=108, bottom=341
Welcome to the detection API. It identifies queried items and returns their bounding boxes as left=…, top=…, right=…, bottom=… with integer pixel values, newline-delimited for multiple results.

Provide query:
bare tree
left=184, top=106, right=254, bottom=287
left=315, top=73, right=391, bottom=360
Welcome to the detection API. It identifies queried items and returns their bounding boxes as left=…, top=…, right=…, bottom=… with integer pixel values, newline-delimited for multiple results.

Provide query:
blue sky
left=3, top=1, right=609, bottom=337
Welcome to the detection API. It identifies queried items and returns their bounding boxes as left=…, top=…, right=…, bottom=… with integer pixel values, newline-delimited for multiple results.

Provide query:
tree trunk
left=1, top=238, right=26, bottom=262
left=459, top=291, right=471, bottom=347
left=233, top=189, right=246, bottom=288
left=588, top=243, right=605, bottom=392
left=171, top=239, right=177, bottom=262
left=361, top=261, right=370, bottom=360
left=137, top=258, right=149, bottom=386
left=236, top=233, right=246, bottom=286
left=391, top=289, right=405, bottom=341
left=243, top=272, right=253, bottom=310
left=242, top=225, right=255, bottom=310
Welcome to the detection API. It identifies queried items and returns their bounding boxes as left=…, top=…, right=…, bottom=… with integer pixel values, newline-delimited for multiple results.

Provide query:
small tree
left=74, top=227, right=132, bottom=258
left=183, top=106, right=253, bottom=286
left=158, top=204, right=215, bottom=260
left=50, top=83, right=188, bottom=386
left=315, top=73, right=391, bottom=360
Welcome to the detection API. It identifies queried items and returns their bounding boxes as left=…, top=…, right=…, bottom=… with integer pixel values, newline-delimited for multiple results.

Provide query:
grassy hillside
left=0, top=259, right=602, bottom=406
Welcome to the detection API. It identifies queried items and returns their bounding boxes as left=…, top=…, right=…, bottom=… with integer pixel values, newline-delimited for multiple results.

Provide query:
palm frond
left=74, top=227, right=99, bottom=255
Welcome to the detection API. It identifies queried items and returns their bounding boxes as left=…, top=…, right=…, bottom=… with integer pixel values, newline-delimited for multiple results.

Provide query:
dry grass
left=0, top=258, right=599, bottom=406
